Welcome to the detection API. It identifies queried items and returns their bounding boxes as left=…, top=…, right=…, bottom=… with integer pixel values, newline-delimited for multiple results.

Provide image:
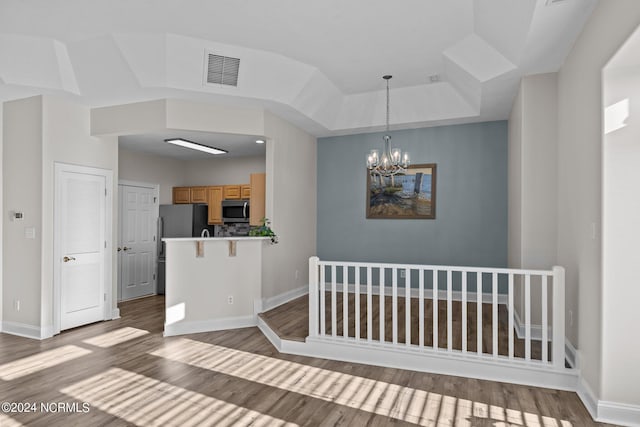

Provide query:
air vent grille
left=207, top=54, right=240, bottom=86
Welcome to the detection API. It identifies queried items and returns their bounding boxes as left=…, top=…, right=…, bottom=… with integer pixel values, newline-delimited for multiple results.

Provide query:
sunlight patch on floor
left=82, top=327, right=149, bottom=348
left=150, top=338, right=573, bottom=426
left=0, top=345, right=91, bottom=380
left=60, top=367, right=298, bottom=427
left=0, top=413, right=24, bottom=426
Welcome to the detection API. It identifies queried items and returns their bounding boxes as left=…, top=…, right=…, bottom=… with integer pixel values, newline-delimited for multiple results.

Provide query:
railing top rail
left=315, top=259, right=555, bottom=277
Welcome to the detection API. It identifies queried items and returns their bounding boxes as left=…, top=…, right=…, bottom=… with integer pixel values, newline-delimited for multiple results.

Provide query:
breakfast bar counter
left=162, top=237, right=269, bottom=336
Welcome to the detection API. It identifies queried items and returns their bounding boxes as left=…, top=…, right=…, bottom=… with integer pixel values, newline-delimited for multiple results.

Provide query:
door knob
left=117, top=247, right=122, bottom=252
left=63, top=256, right=76, bottom=262
left=123, top=246, right=130, bottom=251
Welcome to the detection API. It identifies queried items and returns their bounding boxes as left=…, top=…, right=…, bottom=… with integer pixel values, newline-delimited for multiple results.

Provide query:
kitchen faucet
left=201, top=228, right=210, bottom=238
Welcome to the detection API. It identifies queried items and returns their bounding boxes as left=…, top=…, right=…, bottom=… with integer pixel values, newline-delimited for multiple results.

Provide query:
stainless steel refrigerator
left=157, top=204, right=213, bottom=294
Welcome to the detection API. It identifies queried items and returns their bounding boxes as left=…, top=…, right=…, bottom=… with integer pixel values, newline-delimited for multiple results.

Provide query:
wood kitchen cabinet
left=172, top=187, right=191, bottom=204
left=249, top=173, right=266, bottom=226
left=241, top=185, right=251, bottom=199
left=190, top=186, right=208, bottom=203
left=223, top=185, right=241, bottom=200
left=207, top=186, right=223, bottom=224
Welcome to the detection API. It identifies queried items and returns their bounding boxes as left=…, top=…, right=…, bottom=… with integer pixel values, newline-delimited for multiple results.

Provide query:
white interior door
left=58, top=169, right=107, bottom=330
left=118, top=184, right=158, bottom=301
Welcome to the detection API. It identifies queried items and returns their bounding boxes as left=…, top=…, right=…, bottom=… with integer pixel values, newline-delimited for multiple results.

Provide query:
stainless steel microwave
left=221, top=200, right=250, bottom=223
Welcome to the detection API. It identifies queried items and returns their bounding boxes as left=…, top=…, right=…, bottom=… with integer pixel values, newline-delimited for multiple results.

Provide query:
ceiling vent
left=206, top=54, right=240, bottom=87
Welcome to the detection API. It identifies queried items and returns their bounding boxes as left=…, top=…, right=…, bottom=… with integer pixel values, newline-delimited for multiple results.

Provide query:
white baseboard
left=598, top=400, right=640, bottom=427
left=164, top=315, right=256, bottom=337
left=513, top=309, right=553, bottom=341
left=577, top=375, right=599, bottom=421
left=1, top=320, right=44, bottom=340
left=260, top=285, right=309, bottom=312
left=111, top=308, right=120, bottom=319
left=318, top=283, right=509, bottom=305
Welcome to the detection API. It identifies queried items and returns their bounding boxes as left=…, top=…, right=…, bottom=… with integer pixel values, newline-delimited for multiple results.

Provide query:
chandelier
left=366, top=75, right=410, bottom=177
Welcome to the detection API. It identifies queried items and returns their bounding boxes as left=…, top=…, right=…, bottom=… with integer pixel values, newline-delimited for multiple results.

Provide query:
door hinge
left=105, top=188, right=107, bottom=196
left=104, top=241, right=107, bottom=248
left=153, top=236, right=156, bottom=242
left=104, top=293, right=107, bottom=302
left=153, top=273, right=156, bottom=280
left=154, top=197, right=157, bottom=203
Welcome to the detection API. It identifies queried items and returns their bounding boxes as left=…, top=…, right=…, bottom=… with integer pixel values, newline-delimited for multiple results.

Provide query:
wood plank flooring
left=259, top=294, right=551, bottom=362
left=0, top=295, right=610, bottom=426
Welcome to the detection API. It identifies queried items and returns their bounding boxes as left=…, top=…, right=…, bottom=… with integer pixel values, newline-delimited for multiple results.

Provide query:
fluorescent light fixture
left=165, top=138, right=227, bottom=155
left=255, top=139, right=265, bottom=144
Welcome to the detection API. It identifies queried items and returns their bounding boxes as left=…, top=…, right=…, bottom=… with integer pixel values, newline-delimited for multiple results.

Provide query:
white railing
left=308, top=257, right=566, bottom=370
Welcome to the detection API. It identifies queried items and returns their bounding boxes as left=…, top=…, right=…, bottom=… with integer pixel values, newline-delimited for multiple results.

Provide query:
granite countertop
left=162, top=236, right=270, bottom=242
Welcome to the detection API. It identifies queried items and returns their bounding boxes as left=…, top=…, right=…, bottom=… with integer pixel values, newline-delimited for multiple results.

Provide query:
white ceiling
left=119, top=130, right=265, bottom=160
left=0, top=0, right=597, bottom=141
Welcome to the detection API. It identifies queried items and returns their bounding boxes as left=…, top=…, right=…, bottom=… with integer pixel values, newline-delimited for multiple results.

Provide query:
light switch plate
left=24, top=227, right=36, bottom=239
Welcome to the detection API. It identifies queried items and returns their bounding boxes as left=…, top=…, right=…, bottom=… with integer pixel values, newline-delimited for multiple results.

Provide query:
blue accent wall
left=317, top=121, right=508, bottom=268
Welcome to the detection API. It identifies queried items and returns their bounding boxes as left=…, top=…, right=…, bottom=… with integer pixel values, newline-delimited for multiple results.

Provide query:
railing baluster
left=379, top=267, right=385, bottom=343
left=367, top=266, right=372, bottom=342
left=405, top=268, right=411, bottom=347
left=508, top=273, right=514, bottom=359
left=433, top=270, right=438, bottom=349
left=492, top=272, right=498, bottom=358
left=447, top=270, right=453, bottom=352
left=331, top=265, right=337, bottom=338
left=392, top=268, right=398, bottom=345
left=525, top=274, right=531, bottom=361
left=477, top=272, right=482, bottom=355
left=343, top=266, right=348, bottom=339
left=355, top=266, right=361, bottom=341
left=308, top=257, right=319, bottom=337
left=552, top=266, right=566, bottom=369
left=542, top=275, right=548, bottom=363
left=462, top=271, right=467, bottom=354
left=320, top=263, right=326, bottom=336
left=419, top=269, right=425, bottom=349
left=307, top=258, right=565, bottom=374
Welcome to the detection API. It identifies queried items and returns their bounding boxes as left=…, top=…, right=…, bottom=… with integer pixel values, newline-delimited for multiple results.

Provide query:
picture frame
left=366, top=163, right=437, bottom=219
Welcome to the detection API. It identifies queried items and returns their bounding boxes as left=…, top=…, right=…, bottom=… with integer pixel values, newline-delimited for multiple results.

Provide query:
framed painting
left=366, top=163, right=437, bottom=219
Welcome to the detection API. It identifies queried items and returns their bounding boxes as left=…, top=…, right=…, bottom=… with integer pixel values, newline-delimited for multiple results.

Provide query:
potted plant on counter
left=248, top=217, right=278, bottom=244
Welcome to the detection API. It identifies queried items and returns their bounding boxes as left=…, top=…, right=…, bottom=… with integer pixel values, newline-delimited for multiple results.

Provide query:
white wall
left=508, top=85, right=523, bottom=271
left=183, top=156, right=265, bottom=187
left=40, top=95, right=118, bottom=332
left=0, top=102, right=3, bottom=327
left=263, top=111, right=316, bottom=299
left=2, top=95, right=118, bottom=336
left=508, top=74, right=559, bottom=330
left=2, top=97, right=43, bottom=328
left=119, top=147, right=186, bottom=204
left=164, top=238, right=263, bottom=336
left=557, top=0, right=640, bottom=405
left=602, top=57, right=640, bottom=404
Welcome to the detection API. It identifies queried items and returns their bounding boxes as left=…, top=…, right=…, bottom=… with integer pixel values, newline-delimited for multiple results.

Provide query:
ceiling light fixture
left=255, top=139, right=265, bottom=144
left=165, top=138, right=227, bottom=155
left=366, top=75, right=410, bottom=177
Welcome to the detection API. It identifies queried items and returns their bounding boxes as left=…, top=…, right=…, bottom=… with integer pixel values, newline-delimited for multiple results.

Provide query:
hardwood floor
left=0, top=296, right=610, bottom=426
left=259, top=294, right=551, bottom=361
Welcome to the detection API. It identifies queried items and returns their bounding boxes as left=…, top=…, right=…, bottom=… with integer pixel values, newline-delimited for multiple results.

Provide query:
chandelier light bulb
left=366, top=75, right=410, bottom=178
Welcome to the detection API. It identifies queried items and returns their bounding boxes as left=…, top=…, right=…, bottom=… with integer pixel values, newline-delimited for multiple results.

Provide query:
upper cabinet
left=249, top=173, right=266, bottom=226
left=190, top=186, right=208, bottom=203
left=223, top=185, right=241, bottom=200
left=207, top=186, right=223, bottom=225
left=173, top=186, right=209, bottom=204
left=173, top=174, right=265, bottom=226
left=172, top=187, right=191, bottom=204
left=241, top=185, right=251, bottom=199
